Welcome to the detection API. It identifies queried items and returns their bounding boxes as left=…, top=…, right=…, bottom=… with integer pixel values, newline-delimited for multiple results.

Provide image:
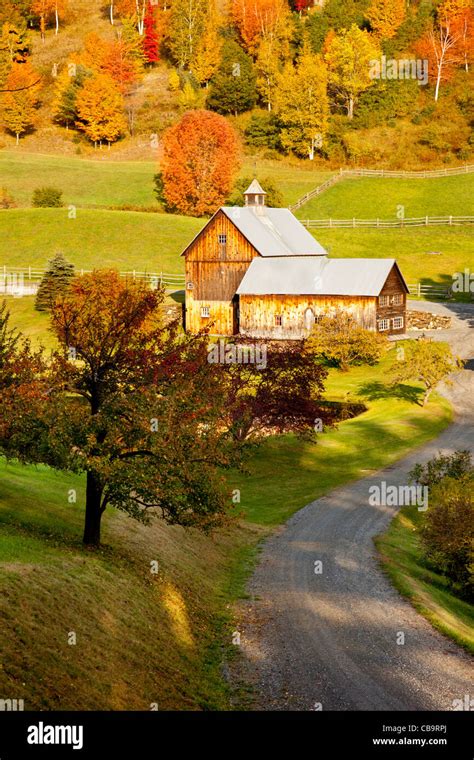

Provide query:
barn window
left=275, top=314, right=283, bottom=326
left=378, top=318, right=390, bottom=331
left=186, top=282, right=193, bottom=290
left=392, top=316, right=404, bottom=330
left=392, top=293, right=403, bottom=305
left=218, top=233, right=227, bottom=259
left=379, top=295, right=390, bottom=307
left=201, top=306, right=210, bottom=318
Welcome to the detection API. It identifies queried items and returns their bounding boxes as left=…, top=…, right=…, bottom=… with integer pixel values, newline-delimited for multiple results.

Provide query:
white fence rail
left=0, top=266, right=185, bottom=292
left=290, top=164, right=474, bottom=211
left=301, top=216, right=474, bottom=229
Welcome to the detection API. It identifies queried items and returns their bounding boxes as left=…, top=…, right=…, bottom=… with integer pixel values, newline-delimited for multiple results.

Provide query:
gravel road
left=236, top=301, right=474, bottom=711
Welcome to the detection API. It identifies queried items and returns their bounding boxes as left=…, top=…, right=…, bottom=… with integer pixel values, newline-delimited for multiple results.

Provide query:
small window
left=218, top=233, right=227, bottom=259
left=392, top=293, right=403, bottom=305
left=275, top=314, right=282, bottom=326
left=378, top=318, right=390, bottom=331
left=379, top=294, right=390, bottom=307
left=201, top=306, right=210, bottom=318
left=392, top=316, right=404, bottom=330
left=186, top=281, right=193, bottom=290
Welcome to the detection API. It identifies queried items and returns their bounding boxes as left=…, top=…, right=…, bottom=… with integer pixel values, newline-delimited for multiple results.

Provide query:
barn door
left=232, top=294, right=240, bottom=335
left=304, top=308, right=315, bottom=333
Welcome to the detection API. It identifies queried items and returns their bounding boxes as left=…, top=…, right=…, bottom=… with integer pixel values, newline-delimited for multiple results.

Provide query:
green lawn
left=1, top=209, right=472, bottom=289
left=0, top=208, right=199, bottom=272
left=295, top=175, right=474, bottom=219
left=0, top=151, right=331, bottom=210
left=375, top=506, right=474, bottom=653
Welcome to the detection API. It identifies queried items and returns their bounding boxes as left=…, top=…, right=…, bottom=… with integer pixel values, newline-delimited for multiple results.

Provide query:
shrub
left=0, top=188, right=16, bottom=209
left=32, top=187, right=64, bottom=208
left=305, top=310, right=388, bottom=371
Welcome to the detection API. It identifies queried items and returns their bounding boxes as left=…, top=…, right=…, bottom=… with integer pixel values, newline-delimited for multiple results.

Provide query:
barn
left=182, top=181, right=409, bottom=338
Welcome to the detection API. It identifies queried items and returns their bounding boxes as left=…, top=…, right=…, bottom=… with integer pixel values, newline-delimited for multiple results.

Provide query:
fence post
left=329, top=218, right=332, bottom=228
left=353, top=218, right=356, bottom=227
left=418, top=282, right=421, bottom=297
left=425, top=216, right=428, bottom=226
left=449, top=215, right=452, bottom=226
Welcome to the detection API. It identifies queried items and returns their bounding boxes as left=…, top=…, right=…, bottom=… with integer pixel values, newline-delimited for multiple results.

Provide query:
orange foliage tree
left=414, top=1, right=469, bottom=100
left=232, top=0, right=291, bottom=55
left=31, top=0, right=67, bottom=39
left=79, top=31, right=144, bottom=93
left=0, top=62, right=41, bottom=143
left=160, top=109, right=240, bottom=216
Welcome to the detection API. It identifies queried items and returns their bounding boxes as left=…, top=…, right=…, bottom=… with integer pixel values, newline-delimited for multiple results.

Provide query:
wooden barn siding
left=376, top=266, right=407, bottom=335
left=239, top=295, right=377, bottom=340
left=184, top=211, right=258, bottom=335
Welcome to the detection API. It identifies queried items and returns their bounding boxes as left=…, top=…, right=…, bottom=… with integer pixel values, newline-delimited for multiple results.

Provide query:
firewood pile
left=407, top=310, right=451, bottom=330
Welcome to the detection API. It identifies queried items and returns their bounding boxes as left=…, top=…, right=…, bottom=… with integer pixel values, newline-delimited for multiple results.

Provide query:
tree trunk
left=348, top=97, right=354, bottom=119
left=55, top=8, right=59, bottom=35
left=434, top=67, right=442, bottom=102
left=83, top=471, right=103, bottom=546
left=16, top=133, right=19, bottom=146
left=110, top=1, right=114, bottom=25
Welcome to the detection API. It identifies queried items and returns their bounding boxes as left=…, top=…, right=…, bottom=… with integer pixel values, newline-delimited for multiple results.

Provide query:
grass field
left=295, top=175, right=474, bottom=219
left=0, top=151, right=331, bottom=209
left=376, top=506, right=474, bottom=653
left=1, top=208, right=472, bottom=288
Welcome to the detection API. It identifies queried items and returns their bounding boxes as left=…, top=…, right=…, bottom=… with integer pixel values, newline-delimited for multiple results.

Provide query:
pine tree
left=34, top=252, right=75, bottom=312
left=53, top=64, right=90, bottom=129
left=206, top=39, right=257, bottom=114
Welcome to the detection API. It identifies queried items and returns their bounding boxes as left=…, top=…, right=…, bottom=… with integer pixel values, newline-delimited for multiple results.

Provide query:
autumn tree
left=366, top=0, right=406, bottom=41
left=53, top=64, right=91, bottom=129
left=75, top=72, right=127, bottom=147
left=441, top=0, right=474, bottom=72
left=206, top=39, right=257, bottom=114
left=390, top=337, right=463, bottom=406
left=0, top=62, right=40, bottom=143
left=305, top=310, right=388, bottom=371
left=324, top=24, right=380, bottom=119
left=31, top=0, right=67, bottom=39
left=255, top=36, right=282, bottom=111
left=167, top=0, right=209, bottom=68
left=115, top=0, right=148, bottom=34
left=79, top=30, right=144, bottom=94
left=160, top=109, right=240, bottom=215
left=232, top=0, right=292, bottom=56
left=275, top=46, right=329, bottom=159
left=191, top=5, right=222, bottom=86
left=143, top=0, right=160, bottom=63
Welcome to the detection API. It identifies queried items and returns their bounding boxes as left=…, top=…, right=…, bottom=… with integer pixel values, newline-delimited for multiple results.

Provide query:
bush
left=410, top=452, right=474, bottom=598
left=305, top=310, right=388, bottom=371
left=421, top=477, right=473, bottom=599
left=0, top=188, right=16, bottom=209
left=32, top=187, right=64, bottom=208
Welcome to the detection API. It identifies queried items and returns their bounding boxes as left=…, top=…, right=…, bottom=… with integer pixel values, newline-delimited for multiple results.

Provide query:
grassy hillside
left=0, top=209, right=471, bottom=288
left=0, top=152, right=331, bottom=209
left=295, top=174, right=474, bottom=219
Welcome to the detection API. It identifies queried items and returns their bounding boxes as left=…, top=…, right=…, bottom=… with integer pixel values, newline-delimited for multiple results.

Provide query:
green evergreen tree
left=34, top=252, right=75, bottom=312
left=206, top=39, right=257, bottom=115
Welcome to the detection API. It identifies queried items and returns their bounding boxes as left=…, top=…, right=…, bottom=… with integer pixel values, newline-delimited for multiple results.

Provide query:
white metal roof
left=236, top=257, right=405, bottom=297
left=221, top=207, right=327, bottom=257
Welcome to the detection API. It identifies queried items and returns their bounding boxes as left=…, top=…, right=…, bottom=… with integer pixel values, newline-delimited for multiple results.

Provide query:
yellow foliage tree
left=75, top=72, right=127, bottom=147
left=275, top=47, right=329, bottom=159
left=366, top=0, right=406, bottom=40
left=0, top=62, right=40, bottom=144
left=191, top=12, right=222, bottom=86
left=324, top=25, right=380, bottom=119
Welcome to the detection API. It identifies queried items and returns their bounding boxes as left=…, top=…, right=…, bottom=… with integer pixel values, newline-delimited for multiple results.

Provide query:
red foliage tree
left=160, top=109, right=240, bottom=216
left=143, top=1, right=160, bottom=64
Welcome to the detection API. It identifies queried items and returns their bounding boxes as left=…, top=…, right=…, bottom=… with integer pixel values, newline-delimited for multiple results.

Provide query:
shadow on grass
left=357, top=381, right=423, bottom=405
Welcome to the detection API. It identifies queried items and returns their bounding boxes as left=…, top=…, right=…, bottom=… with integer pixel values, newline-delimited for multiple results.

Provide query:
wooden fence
left=301, top=215, right=474, bottom=229
left=289, top=164, right=474, bottom=211
left=0, top=267, right=185, bottom=295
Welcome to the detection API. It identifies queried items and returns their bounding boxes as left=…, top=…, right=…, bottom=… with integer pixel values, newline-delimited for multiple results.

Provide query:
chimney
left=243, top=180, right=267, bottom=214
